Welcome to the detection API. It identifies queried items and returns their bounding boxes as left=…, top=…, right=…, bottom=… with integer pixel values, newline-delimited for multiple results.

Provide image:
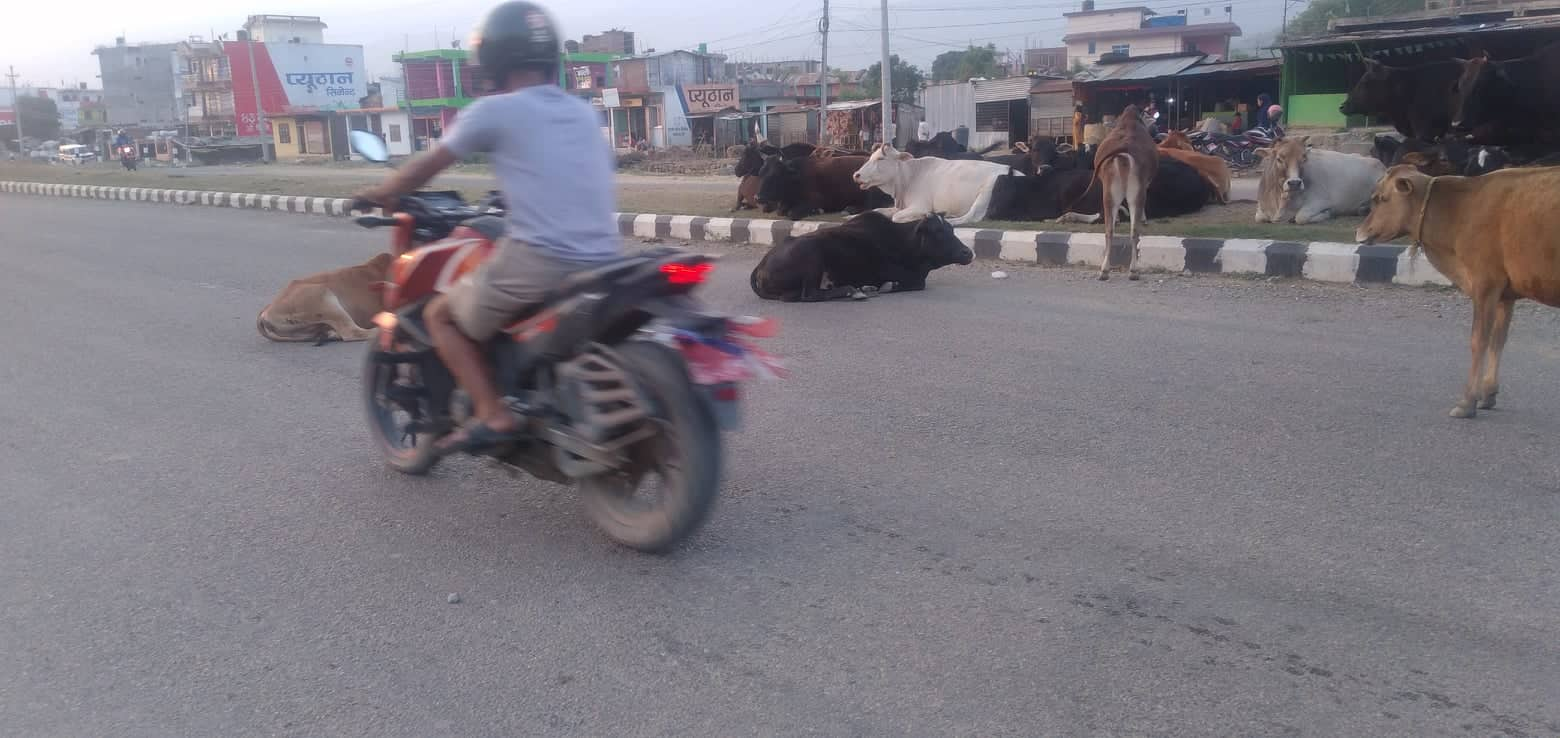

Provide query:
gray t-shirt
left=441, top=85, right=621, bottom=262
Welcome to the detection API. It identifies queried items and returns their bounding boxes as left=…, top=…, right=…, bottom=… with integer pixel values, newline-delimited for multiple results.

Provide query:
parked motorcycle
left=1187, top=130, right=1261, bottom=169
left=345, top=131, right=783, bottom=552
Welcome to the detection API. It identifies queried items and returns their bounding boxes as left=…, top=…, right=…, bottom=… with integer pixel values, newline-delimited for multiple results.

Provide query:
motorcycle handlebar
left=354, top=215, right=398, bottom=229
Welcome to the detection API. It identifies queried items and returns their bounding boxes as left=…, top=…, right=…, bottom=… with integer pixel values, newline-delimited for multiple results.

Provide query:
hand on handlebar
left=349, top=185, right=397, bottom=214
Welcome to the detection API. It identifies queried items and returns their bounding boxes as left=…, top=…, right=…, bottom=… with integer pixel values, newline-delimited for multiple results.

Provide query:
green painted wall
left=1286, top=93, right=1348, bottom=128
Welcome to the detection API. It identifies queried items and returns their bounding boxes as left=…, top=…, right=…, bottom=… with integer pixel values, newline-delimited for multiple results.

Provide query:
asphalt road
left=1, top=196, right=1556, bottom=738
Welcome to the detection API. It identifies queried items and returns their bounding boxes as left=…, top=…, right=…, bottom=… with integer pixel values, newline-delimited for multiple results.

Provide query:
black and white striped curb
left=0, top=180, right=353, bottom=216
left=2, top=180, right=1449, bottom=287
left=613, top=213, right=1452, bottom=288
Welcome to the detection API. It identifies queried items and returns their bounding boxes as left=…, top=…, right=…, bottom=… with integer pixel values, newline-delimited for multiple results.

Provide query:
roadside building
left=922, top=76, right=1066, bottom=149
left=394, top=49, right=476, bottom=150
left=1275, top=7, right=1560, bottom=130
left=174, top=38, right=236, bottom=137
left=824, top=100, right=922, bottom=149
left=608, top=48, right=732, bottom=148
left=34, top=85, right=106, bottom=131
left=243, top=14, right=327, bottom=44
left=1025, top=47, right=1070, bottom=75
left=1062, top=2, right=1240, bottom=68
left=1070, top=53, right=1280, bottom=137
left=93, top=38, right=182, bottom=128
left=581, top=29, right=636, bottom=55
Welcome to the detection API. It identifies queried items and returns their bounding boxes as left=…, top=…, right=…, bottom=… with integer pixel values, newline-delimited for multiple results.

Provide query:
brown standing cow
left=1356, top=165, right=1560, bottom=418
left=1093, top=105, right=1160, bottom=280
left=257, top=253, right=393, bottom=345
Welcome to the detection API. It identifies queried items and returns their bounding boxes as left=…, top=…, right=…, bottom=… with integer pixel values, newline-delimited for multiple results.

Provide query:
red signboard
left=0, top=110, right=15, bottom=124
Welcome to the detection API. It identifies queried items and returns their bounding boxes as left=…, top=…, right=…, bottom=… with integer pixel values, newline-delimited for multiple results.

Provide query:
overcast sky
left=3, top=0, right=1288, bottom=89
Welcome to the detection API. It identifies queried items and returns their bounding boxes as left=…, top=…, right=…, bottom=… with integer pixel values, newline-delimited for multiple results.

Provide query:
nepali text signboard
left=679, top=84, right=738, bottom=115
left=227, top=41, right=368, bottom=136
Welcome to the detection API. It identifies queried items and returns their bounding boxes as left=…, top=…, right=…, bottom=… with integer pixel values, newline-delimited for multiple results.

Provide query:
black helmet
left=471, top=2, right=561, bottom=85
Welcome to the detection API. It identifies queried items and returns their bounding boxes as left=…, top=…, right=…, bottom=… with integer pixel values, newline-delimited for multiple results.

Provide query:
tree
left=930, top=44, right=1000, bottom=82
left=1285, top=0, right=1420, bottom=37
left=2, top=96, right=63, bottom=142
left=861, top=55, right=926, bottom=105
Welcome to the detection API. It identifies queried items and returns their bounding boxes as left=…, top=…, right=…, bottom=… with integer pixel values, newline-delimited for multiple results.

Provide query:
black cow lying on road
left=988, top=153, right=1210, bottom=222
left=748, top=212, right=974, bottom=302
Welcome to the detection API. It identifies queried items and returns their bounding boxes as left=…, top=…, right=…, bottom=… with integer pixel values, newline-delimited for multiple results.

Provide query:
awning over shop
left=1078, top=54, right=1204, bottom=84
left=1174, top=57, right=1282, bottom=78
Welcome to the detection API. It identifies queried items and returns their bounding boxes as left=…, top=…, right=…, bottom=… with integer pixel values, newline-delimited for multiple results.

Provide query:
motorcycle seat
left=461, top=215, right=506, bottom=241
left=501, top=254, right=658, bottom=329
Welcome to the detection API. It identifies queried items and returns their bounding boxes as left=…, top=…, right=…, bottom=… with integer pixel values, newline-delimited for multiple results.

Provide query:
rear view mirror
left=350, top=130, right=390, bottom=163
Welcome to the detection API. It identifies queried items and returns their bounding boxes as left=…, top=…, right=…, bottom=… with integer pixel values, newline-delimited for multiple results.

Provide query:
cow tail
left=1061, top=155, right=1114, bottom=215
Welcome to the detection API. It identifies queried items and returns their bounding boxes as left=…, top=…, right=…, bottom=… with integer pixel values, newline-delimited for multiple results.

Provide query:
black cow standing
left=1339, top=58, right=1462, bottom=141
left=749, top=212, right=974, bottom=302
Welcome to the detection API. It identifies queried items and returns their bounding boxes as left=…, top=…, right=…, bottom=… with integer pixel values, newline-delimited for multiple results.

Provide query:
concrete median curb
left=3, top=179, right=1451, bottom=288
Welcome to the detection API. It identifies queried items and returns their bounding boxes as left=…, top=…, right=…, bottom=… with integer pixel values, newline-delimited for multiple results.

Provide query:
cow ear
left=1393, top=177, right=1414, bottom=195
left=1253, top=147, right=1271, bottom=159
left=1299, top=136, right=1312, bottom=148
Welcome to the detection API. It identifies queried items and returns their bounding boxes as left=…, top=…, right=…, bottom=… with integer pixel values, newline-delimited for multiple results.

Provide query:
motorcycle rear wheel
left=363, top=330, right=442, bottom=475
left=578, top=341, right=722, bottom=553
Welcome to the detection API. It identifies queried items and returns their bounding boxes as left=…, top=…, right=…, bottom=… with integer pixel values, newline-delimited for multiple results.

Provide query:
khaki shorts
left=445, top=239, right=598, bottom=341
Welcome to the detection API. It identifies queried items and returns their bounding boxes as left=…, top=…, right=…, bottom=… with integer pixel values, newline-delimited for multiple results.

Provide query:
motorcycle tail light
left=660, top=262, right=713, bottom=286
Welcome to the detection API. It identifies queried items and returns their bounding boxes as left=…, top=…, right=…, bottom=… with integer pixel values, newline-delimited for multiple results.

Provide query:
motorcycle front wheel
left=363, top=331, right=442, bottom=475
left=578, top=341, right=722, bottom=553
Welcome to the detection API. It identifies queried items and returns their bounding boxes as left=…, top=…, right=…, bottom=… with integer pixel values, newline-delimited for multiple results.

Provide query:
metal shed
left=919, top=80, right=976, bottom=140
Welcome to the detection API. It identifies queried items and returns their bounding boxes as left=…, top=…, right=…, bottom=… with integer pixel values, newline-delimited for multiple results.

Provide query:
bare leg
left=1126, top=185, right=1145, bottom=281
left=1479, top=297, right=1515, bottom=410
left=1099, top=173, right=1118, bottom=281
left=1452, top=291, right=1496, bottom=418
left=425, top=294, right=518, bottom=435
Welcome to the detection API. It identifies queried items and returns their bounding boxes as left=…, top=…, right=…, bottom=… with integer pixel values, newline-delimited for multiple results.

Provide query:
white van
left=57, top=144, right=97, bottom=164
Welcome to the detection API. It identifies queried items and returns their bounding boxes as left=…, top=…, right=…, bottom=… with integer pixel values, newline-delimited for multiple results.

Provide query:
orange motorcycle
left=348, top=132, right=781, bottom=552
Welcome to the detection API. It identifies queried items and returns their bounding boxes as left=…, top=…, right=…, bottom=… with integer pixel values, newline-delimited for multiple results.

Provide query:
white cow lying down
left=1255, top=137, right=1385, bottom=224
left=852, top=144, right=1014, bottom=226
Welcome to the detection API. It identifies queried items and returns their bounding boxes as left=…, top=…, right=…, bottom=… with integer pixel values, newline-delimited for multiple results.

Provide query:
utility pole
left=5, top=66, right=23, bottom=146
left=818, top=0, right=829, bottom=145
left=879, top=0, right=892, bottom=147
left=243, top=34, right=269, bottom=161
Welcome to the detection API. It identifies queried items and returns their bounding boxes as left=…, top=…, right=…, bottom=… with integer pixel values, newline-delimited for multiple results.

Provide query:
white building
left=242, top=15, right=327, bottom=44
left=1062, top=5, right=1239, bottom=67
left=37, top=86, right=106, bottom=130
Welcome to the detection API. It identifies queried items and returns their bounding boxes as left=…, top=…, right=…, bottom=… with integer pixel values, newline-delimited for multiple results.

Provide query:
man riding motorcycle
left=353, top=1, right=623, bottom=456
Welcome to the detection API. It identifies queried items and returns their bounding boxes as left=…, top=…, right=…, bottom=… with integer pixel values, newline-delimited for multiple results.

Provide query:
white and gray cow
left=1256, top=136, right=1386, bottom=225
left=852, top=143, right=1014, bottom=226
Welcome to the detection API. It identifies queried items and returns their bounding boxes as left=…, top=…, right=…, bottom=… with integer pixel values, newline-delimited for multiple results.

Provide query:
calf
left=1356, top=164, right=1560, bottom=418
left=1255, top=137, right=1384, bottom=224
left=748, top=212, right=974, bottom=302
left=258, top=253, right=392, bottom=344
left=1091, top=104, right=1160, bottom=280
left=852, top=143, right=1012, bottom=226
left=755, top=152, right=893, bottom=220
left=1339, top=57, right=1461, bottom=141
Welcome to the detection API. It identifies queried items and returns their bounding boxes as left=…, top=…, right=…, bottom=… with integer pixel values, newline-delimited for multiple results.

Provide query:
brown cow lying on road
left=1356, top=165, right=1560, bottom=418
left=1157, top=131, right=1231, bottom=204
left=257, top=252, right=393, bottom=345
